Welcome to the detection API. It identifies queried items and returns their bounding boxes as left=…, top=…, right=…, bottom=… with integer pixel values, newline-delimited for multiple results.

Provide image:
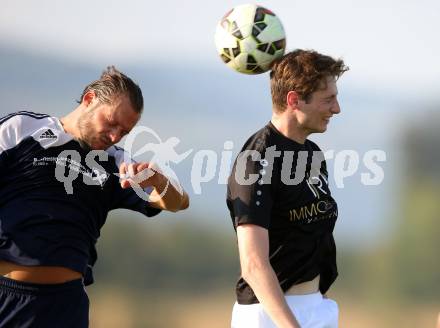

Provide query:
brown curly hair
left=78, top=66, right=144, bottom=113
left=270, top=49, right=348, bottom=110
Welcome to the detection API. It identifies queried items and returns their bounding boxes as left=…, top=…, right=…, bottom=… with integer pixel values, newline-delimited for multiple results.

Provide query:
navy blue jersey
left=0, top=111, right=161, bottom=285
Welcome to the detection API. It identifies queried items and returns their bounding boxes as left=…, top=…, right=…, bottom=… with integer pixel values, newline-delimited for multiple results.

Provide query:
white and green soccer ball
left=215, top=4, right=286, bottom=75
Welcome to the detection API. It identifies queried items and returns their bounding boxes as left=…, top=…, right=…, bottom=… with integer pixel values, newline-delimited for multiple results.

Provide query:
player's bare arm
left=237, top=224, right=301, bottom=328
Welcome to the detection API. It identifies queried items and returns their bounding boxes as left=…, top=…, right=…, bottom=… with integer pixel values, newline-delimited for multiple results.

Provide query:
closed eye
left=107, top=115, right=130, bottom=136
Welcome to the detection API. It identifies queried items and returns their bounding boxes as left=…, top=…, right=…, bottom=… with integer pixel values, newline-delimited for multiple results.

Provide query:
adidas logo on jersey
left=40, top=129, right=57, bottom=139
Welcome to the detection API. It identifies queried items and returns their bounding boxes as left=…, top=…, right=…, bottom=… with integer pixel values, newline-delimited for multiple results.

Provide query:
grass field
left=88, top=287, right=439, bottom=328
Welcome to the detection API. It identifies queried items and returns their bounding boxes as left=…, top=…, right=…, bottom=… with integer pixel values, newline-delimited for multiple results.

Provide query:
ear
left=82, top=91, right=96, bottom=107
left=286, top=91, right=299, bottom=108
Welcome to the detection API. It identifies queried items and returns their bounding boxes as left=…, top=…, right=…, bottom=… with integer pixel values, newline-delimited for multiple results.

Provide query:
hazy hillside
left=0, top=44, right=400, bottom=248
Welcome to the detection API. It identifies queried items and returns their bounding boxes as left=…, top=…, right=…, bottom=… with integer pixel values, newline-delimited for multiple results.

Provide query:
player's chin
left=92, top=139, right=110, bottom=150
left=319, top=121, right=330, bottom=132
left=313, top=125, right=327, bottom=133
left=91, top=143, right=105, bottom=150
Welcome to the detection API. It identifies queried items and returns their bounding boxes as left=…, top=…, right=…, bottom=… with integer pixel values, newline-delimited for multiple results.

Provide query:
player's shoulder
left=0, top=111, right=51, bottom=128
left=0, top=111, right=57, bottom=138
left=240, top=123, right=273, bottom=153
left=0, top=111, right=61, bottom=152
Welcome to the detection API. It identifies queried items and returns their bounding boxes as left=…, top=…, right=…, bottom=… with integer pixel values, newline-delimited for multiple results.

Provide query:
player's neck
left=271, top=112, right=308, bottom=145
left=59, top=107, right=82, bottom=139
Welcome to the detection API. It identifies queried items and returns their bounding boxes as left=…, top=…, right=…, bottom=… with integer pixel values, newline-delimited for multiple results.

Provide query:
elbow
left=180, top=193, right=190, bottom=210
left=179, top=192, right=189, bottom=210
left=241, top=257, right=268, bottom=283
left=168, top=192, right=190, bottom=212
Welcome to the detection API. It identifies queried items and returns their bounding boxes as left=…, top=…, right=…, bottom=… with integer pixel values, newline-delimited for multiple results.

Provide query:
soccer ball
left=214, top=4, right=286, bottom=75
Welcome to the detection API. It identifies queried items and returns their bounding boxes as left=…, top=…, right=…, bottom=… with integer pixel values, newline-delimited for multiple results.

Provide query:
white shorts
left=231, top=292, right=338, bottom=328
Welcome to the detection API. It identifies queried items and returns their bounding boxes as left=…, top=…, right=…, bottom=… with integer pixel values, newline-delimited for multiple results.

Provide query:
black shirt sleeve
left=227, top=149, right=274, bottom=229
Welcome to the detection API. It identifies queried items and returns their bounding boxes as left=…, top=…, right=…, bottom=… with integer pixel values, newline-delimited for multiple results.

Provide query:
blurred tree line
left=390, top=109, right=440, bottom=302
left=335, top=109, right=440, bottom=306
left=93, top=213, right=239, bottom=297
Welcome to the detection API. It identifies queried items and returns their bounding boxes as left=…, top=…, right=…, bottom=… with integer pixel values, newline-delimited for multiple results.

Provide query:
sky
left=1, top=0, right=439, bottom=248
left=1, top=0, right=439, bottom=95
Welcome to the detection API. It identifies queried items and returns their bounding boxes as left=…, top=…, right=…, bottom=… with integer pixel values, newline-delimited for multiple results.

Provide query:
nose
left=109, top=128, right=123, bottom=144
left=331, top=99, right=341, bottom=114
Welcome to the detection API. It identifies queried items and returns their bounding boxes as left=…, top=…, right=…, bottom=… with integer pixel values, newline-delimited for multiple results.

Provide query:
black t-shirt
left=227, top=122, right=338, bottom=304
